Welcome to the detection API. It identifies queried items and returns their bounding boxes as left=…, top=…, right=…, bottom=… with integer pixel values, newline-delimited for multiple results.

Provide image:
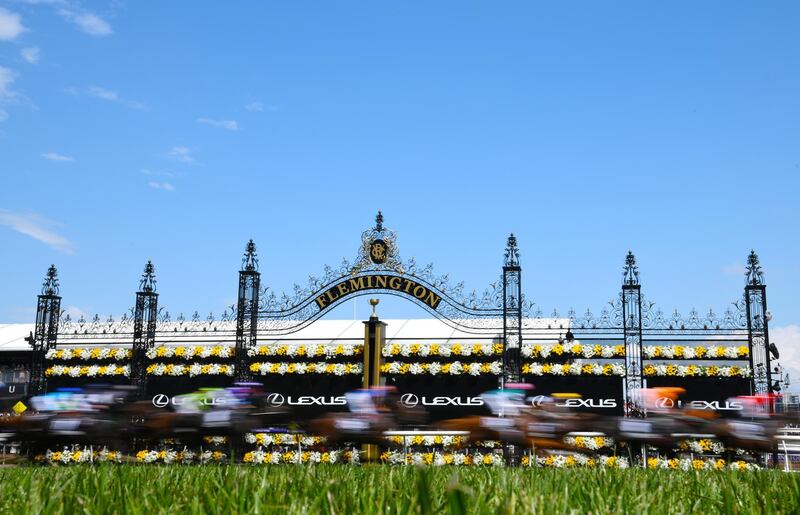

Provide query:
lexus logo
left=655, top=397, right=675, bottom=409
left=152, top=394, right=169, bottom=408
left=400, top=393, right=419, bottom=408
left=266, top=393, right=285, bottom=407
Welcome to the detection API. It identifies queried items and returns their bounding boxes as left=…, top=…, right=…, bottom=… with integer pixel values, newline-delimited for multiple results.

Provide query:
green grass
left=0, top=465, right=798, bottom=514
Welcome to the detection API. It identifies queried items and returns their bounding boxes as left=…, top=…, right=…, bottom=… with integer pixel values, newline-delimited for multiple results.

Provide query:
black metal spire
left=242, top=239, right=258, bottom=272
left=504, top=233, right=519, bottom=267
left=139, top=260, right=157, bottom=292
left=745, top=250, right=764, bottom=286
left=375, top=210, right=384, bottom=232
left=41, top=264, right=60, bottom=296
left=623, top=251, right=639, bottom=286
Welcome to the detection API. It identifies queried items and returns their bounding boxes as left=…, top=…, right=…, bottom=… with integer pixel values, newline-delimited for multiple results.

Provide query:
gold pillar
left=362, top=299, right=386, bottom=461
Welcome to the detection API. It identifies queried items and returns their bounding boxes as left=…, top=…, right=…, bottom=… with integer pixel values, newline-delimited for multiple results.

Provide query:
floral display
left=146, top=363, right=233, bottom=377
left=45, top=348, right=131, bottom=361
left=45, top=364, right=129, bottom=377
left=146, top=345, right=233, bottom=360
left=249, top=362, right=362, bottom=376
left=385, top=435, right=503, bottom=448
left=243, top=449, right=360, bottom=464
left=521, top=343, right=624, bottom=359
left=34, top=447, right=121, bottom=464
left=382, top=343, right=502, bottom=358
left=380, top=450, right=505, bottom=466
left=203, top=436, right=229, bottom=446
left=522, top=362, right=625, bottom=376
left=524, top=454, right=629, bottom=468
left=642, top=364, right=751, bottom=377
left=135, top=449, right=227, bottom=464
left=564, top=436, right=615, bottom=450
left=248, top=344, right=361, bottom=358
left=642, top=345, right=749, bottom=359
left=380, top=361, right=503, bottom=376
left=245, top=433, right=326, bottom=447
left=677, top=439, right=725, bottom=455
left=646, top=457, right=760, bottom=471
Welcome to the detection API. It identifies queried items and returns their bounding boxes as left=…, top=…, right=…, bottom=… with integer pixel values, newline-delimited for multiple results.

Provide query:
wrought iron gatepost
left=28, top=265, right=62, bottom=395
left=621, top=251, right=643, bottom=416
left=744, top=250, right=772, bottom=394
left=502, top=234, right=523, bottom=387
left=235, top=240, right=260, bottom=382
left=132, top=261, right=158, bottom=394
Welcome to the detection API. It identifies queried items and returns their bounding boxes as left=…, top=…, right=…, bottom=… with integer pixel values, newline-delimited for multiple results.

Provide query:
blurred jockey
left=641, top=387, right=685, bottom=415
left=482, top=383, right=533, bottom=416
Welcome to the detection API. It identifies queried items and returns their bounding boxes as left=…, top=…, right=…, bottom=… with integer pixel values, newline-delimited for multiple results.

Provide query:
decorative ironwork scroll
left=255, top=212, right=506, bottom=335
left=621, top=252, right=643, bottom=416
left=132, top=261, right=158, bottom=392
left=235, top=240, right=260, bottom=381
left=29, top=265, right=61, bottom=395
left=502, top=234, right=522, bottom=385
left=744, top=250, right=771, bottom=393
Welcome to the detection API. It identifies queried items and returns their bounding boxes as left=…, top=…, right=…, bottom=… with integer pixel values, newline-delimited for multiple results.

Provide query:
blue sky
left=1, top=1, right=798, bottom=349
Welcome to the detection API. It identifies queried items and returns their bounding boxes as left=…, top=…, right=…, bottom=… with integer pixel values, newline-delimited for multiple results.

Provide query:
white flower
left=449, top=362, right=463, bottom=375
left=296, top=363, right=308, bottom=374
left=145, top=348, right=157, bottom=359
left=540, top=345, right=552, bottom=358
left=400, top=344, right=412, bottom=357
left=480, top=344, right=492, bottom=356
left=87, top=365, right=100, bottom=377
left=189, top=364, right=202, bottom=377
left=521, top=345, right=533, bottom=358
left=600, top=346, right=614, bottom=358
left=209, top=364, right=221, bottom=375
left=438, top=346, right=452, bottom=357
left=387, top=362, right=401, bottom=374
left=409, top=363, right=424, bottom=375
left=418, top=345, right=430, bottom=357
left=467, top=363, right=481, bottom=376
left=428, top=362, right=442, bottom=375
left=45, top=349, right=57, bottom=359
left=342, top=345, right=355, bottom=356
left=247, top=348, right=257, bottom=357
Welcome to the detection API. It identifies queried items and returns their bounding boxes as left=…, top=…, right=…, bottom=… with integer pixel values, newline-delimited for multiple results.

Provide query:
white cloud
left=0, top=66, right=19, bottom=101
left=0, top=209, right=75, bottom=254
left=245, top=102, right=263, bottom=112
left=87, top=86, right=146, bottom=109
left=21, top=47, right=41, bottom=64
left=0, top=8, right=26, bottom=41
left=723, top=263, right=746, bottom=277
left=197, top=117, right=239, bottom=131
left=148, top=181, right=175, bottom=191
left=141, top=168, right=175, bottom=178
left=42, top=152, right=74, bottom=162
left=58, top=9, right=112, bottom=36
left=772, top=325, right=800, bottom=393
left=168, top=146, right=193, bottom=163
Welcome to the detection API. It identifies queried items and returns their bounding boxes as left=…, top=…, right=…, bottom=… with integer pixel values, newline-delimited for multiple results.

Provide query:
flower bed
left=642, top=345, right=748, bottom=359
left=248, top=344, right=361, bottom=358
left=46, top=348, right=131, bottom=361
left=249, top=362, right=362, bottom=375
left=521, top=343, right=625, bottom=359
left=146, top=345, right=233, bottom=360
left=522, top=362, right=625, bottom=376
left=380, top=361, right=502, bottom=376
left=146, top=363, right=234, bottom=377
left=642, top=364, right=751, bottom=377
left=45, top=364, right=129, bottom=377
left=382, top=343, right=502, bottom=358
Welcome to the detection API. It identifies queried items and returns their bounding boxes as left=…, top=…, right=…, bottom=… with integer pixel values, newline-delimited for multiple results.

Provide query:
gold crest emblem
left=369, top=239, right=387, bottom=264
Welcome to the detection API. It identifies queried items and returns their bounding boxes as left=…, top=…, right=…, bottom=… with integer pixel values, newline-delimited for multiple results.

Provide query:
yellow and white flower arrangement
left=646, top=457, right=759, bottom=471
left=521, top=343, right=625, bottom=359
left=527, top=454, right=629, bottom=468
left=249, top=362, right=362, bottom=376
left=135, top=449, right=227, bottom=464
left=45, top=364, right=129, bottom=377
left=45, top=347, right=131, bottom=361
left=146, top=345, right=233, bottom=360
left=522, top=362, right=625, bottom=376
left=380, top=361, right=503, bottom=376
left=380, top=450, right=505, bottom=466
left=146, top=363, right=234, bottom=377
left=243, top=449, right=360, bottom=465
left=382, top=343, right=503, bottom=358
left=564, top=436, right=615, bottom=450
left=36, top=446, right=121, bottom=464
left=677, top=438, right=725, bottom=454
left=245, top=433, right=326, bottom=447
left=642, top=345, right=749, bottom=359
left=642, top=364, right=751, bottom=377
left=248, top=344, right=361, bottom=358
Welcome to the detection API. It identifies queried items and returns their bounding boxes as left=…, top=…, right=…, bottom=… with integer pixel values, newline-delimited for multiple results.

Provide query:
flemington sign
left=314, top=274, right=443, bottom=311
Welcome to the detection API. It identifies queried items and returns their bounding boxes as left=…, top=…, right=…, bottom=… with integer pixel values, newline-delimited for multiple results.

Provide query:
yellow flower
left=674, top=346, right=684, bottom=358
left=737, top=346, right=749, bottom=357
left=666, top=365, right=678, bottom=376
left=493, top=344, right=504, bottom=355
left=542, top=364, right=552, bottom=374
left=602, top=364, right=613, bottom=376
left=533, top=344, right=542, bottom=357
left=430, top=344, right=440, bottom=355
left=175, top=347, right=186, bottom=357
left=614, top=345, right=625, bottom=356
left=243, top=452, right=253, bottom=463
left=136, top=450, right=148, bottom=462
left=156, top=347, right=168, bottom=357
left=647, top=457, right=659, bottom=469
left=695, top=346, right=707, bottom=357
left=654, top=346, right=662, bottom=357
left=552, top=344, right=564, bottom=355
left=582, top=364, right=594, bottom=375
left=410, top=344, right=420, bottom=355
left=250, top=363, right=259, bottom=372
left=707, top=366, right=719, bottom=377
left=643, top=364, right=656, bottom=376
left=692, top=459, right=705, bottom=470
left=45, top=367, right=54, bottom=376
left=452, top=344, right=463, bottom=355
left=570, top=343, right=582, bottom=355
left=521, top=364, right=531, bottom=374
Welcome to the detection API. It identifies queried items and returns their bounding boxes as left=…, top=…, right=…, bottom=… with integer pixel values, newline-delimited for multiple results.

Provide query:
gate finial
left=504, top=233, right=519, bottom=267
left=139, top=260, right=157, bottom=293
left=242, top=239, right=258, bottom=272
left=745, top=250, right=764, bottom=286
left=41, top=264, right=60, bottom=296
left=375, top=210, right=384, bottom=231
left=623, top=251, right=639, bottom=286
